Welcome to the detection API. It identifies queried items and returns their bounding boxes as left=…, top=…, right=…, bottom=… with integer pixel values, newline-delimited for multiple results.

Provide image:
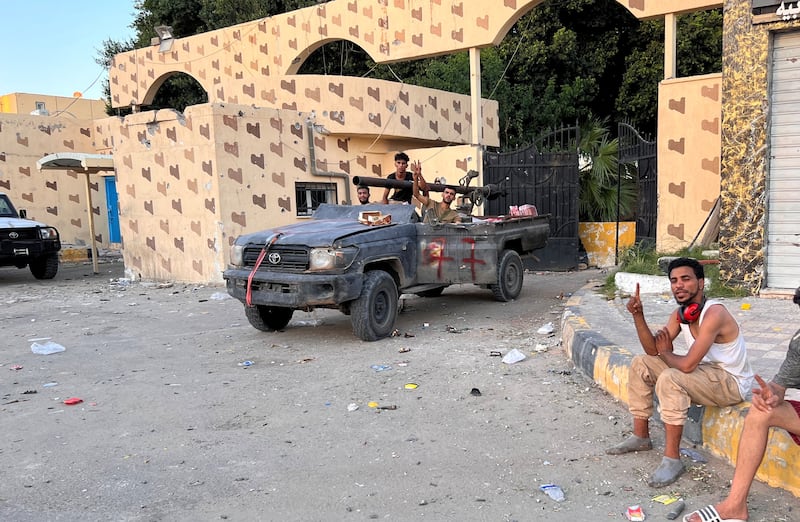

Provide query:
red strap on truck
left=245, top=232, right=282, bottom=307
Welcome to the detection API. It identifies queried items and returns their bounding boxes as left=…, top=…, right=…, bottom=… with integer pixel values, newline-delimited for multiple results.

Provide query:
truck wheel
left=245, top=305, right=294, bottom=331
left=351, top=270, right=399, bottom=341
left=415, top=286, right=446, bottom=298
left=491, top=249, right=523, bottom=302
left=29, top=253, right=59, bottom=280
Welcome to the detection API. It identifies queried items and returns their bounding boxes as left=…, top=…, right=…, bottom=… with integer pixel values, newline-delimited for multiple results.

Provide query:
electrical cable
left=50, top=66, right=106, bottom=117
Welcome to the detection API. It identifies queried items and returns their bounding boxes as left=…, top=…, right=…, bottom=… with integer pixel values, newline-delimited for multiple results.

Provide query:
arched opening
left=141, top=71, right=208, bottom=113
left=294, top=40, right=376, bottom=77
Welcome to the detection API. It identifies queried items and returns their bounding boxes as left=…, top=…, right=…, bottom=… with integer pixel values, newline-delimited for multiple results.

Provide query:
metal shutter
left=766, top=31, right=800, bottom=290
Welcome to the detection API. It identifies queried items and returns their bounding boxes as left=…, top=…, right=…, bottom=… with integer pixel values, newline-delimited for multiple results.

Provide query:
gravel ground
left=0, top=261, right=796, bottom=522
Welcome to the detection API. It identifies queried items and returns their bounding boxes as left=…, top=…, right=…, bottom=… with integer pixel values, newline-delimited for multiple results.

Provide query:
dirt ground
left=0, top=261, right=796, bottom=522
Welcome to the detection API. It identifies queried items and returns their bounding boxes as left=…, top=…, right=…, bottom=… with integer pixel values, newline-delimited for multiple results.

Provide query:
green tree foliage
left=616, top=8, right=722, bottom=135
left=99, top=0, right=722, bottom=147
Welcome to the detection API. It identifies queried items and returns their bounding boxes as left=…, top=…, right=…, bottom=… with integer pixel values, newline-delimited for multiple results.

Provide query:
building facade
left=0, top=0, right=797, bottom=292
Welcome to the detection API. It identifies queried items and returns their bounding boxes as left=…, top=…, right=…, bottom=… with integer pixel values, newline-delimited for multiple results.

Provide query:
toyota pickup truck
left=224, top=203, right=550, bottom=341
left=0, top=193, right=61, bottom=279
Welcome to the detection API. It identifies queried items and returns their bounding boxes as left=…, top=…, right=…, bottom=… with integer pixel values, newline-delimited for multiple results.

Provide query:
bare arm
left=412, top=161, right=429, bottom=205
left=627, top=283, right=659, bottom=356
left=417, top=169, right=429, bottom=196
left=381, top=187, right=390, bottom=204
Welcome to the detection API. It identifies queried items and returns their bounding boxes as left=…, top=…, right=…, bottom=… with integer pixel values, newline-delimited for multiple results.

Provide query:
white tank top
left=679, top=299, right=754, bottom=399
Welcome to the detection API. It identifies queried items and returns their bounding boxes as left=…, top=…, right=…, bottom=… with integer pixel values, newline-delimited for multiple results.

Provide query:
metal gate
left=618, top=122, right=657, bottom=246
left=483, top=126, right=581, bottom=270
left=483, top=123, right=657, bottom=270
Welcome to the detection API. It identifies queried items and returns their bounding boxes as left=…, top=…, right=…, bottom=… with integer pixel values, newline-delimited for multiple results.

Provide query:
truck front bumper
left=223, top=269, right=363, bottom=308
left=0, top=238, right=61, bottom=266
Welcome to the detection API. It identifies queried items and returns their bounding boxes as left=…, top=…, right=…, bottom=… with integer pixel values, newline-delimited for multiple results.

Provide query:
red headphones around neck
left=678, top=297, right=706, bottom=324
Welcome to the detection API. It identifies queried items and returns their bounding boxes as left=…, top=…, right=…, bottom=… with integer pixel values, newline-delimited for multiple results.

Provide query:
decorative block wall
left=0, top=114, right=110, bottom=247
left=656, top=74, right=722, bottom=253
left=716, top=0, right=799, bottom=291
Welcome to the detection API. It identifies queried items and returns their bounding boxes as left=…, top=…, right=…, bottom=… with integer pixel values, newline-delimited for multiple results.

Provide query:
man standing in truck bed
left=411, top=161, right=461, bottom=224
left=381, top=152, right=413, bottom=204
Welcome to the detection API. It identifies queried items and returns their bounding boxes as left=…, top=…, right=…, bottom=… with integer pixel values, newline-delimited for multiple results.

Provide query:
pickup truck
left=0, top=193, right=61, bottom=279
left=224, top=203, right=550, bottom=341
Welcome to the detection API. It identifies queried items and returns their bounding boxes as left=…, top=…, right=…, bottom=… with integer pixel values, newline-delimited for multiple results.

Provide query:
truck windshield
left=0, top=196, right=18, bottom=218
left=313, top=203, right=420, bottom=223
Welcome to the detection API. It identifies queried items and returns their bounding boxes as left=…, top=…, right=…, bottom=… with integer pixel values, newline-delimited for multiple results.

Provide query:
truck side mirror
left=19, top=209, right=27, bottom=219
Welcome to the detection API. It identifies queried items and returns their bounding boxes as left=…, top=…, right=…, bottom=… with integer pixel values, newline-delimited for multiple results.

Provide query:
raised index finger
left=635, top=282, right=640, bottom=299
left=754, top=374, right=771, bottom=396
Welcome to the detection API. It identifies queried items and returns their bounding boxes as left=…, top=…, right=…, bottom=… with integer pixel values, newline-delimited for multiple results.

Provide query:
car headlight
left=39, top=227, right=59, bottom=240
left=308, top=247, right=358, bottom=271
left=230, top=244, right=244, bottom=267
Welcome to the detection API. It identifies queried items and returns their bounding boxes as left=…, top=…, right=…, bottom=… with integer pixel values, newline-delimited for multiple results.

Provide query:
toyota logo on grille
left=8, top=232, right=19, bottom=239
left=268, top=252, right=282, bottom=264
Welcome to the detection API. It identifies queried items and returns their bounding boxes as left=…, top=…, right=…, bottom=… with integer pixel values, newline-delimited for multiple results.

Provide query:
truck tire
left=351, top=270, right=399, bottom=341
left=245, top=305, right=294, bottom=331
left=491, top=249, right=523, bottom=302
left=29, top=253, right=59, bottom=280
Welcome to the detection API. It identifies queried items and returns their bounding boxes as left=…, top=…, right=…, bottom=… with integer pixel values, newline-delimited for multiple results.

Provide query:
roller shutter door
left=767, top=31, right=800, bottom=290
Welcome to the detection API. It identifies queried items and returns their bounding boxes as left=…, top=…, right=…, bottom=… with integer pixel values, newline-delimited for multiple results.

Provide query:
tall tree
left=616, top=8, right=722, bottom=136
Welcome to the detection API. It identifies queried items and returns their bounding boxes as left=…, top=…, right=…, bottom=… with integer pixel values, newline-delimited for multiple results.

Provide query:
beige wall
left=110, top=0, right=547, bottom=110
left=107, top=103, right=480, bottom=282
left=616, top=0, right=721, bottom=19
left=0, top=113, right=111, bottom=247
left=656, top=74, right=722, bottom=252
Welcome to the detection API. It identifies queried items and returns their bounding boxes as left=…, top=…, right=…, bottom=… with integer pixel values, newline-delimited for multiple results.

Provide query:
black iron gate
left=483, top=122, right=657, bottom=270
left=618, top=122, right=657, bottom=246
left=483, top=126, right=580, bottom=270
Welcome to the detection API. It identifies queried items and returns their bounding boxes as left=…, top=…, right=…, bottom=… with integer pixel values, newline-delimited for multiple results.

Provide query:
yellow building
left=0, top=92, right=107, bottom=120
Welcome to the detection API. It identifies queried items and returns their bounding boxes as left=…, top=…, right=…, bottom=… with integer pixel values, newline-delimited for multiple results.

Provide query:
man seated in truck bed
left=411, top=161, right=461, bottom=224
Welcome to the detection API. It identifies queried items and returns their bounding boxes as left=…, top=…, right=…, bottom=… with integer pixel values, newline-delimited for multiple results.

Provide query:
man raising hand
left=607, top=258, right=753, bottom=488
left=411, top=161, right=461, bottom=224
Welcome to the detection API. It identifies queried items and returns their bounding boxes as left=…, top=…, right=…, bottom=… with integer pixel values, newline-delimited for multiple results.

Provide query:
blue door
left=104, top=176, right=121, bottom=243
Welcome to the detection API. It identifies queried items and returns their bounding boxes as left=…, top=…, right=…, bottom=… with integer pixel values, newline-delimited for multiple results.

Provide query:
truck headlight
left=309, top=247, right=358, bottom=271
left=230, top=244, right=244, bottom=267
left=38, top=227, right=59, bottom=240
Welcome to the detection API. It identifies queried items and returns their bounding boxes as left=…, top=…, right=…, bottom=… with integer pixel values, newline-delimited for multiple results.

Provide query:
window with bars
left=295, top=182, right=338, bottom=216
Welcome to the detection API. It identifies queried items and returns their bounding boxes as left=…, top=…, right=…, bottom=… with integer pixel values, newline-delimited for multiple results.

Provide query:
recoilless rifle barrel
left=351, top=175, right=471, bottom=195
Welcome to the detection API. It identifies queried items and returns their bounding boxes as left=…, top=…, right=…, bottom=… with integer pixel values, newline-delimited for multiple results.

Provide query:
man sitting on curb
left=411, top=161, right=461, bottom=224
left=606, top=257, right=753, bottom=488
left=683, top=286, right=800, bottom=522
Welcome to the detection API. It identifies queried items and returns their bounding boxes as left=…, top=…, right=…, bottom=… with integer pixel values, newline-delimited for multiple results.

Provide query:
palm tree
left=578, top=119, right=637, bottom=222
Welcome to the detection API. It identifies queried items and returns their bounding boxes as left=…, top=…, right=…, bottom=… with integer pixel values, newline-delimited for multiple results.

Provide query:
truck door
left=459, top=223, right=498, bottom=285
left=415, top=223, right=463, bottom=284
left=415, top=223, right=498, bottom=285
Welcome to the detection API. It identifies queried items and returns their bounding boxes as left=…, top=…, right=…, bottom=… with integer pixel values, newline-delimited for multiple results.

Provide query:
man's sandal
left=682, top=505, right=746, bottom=522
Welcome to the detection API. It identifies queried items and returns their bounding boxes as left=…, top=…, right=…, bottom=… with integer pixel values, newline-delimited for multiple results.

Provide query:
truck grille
left=1, top=228, right=38, bottom=240
left=243, top=246, right=309, bottom=272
